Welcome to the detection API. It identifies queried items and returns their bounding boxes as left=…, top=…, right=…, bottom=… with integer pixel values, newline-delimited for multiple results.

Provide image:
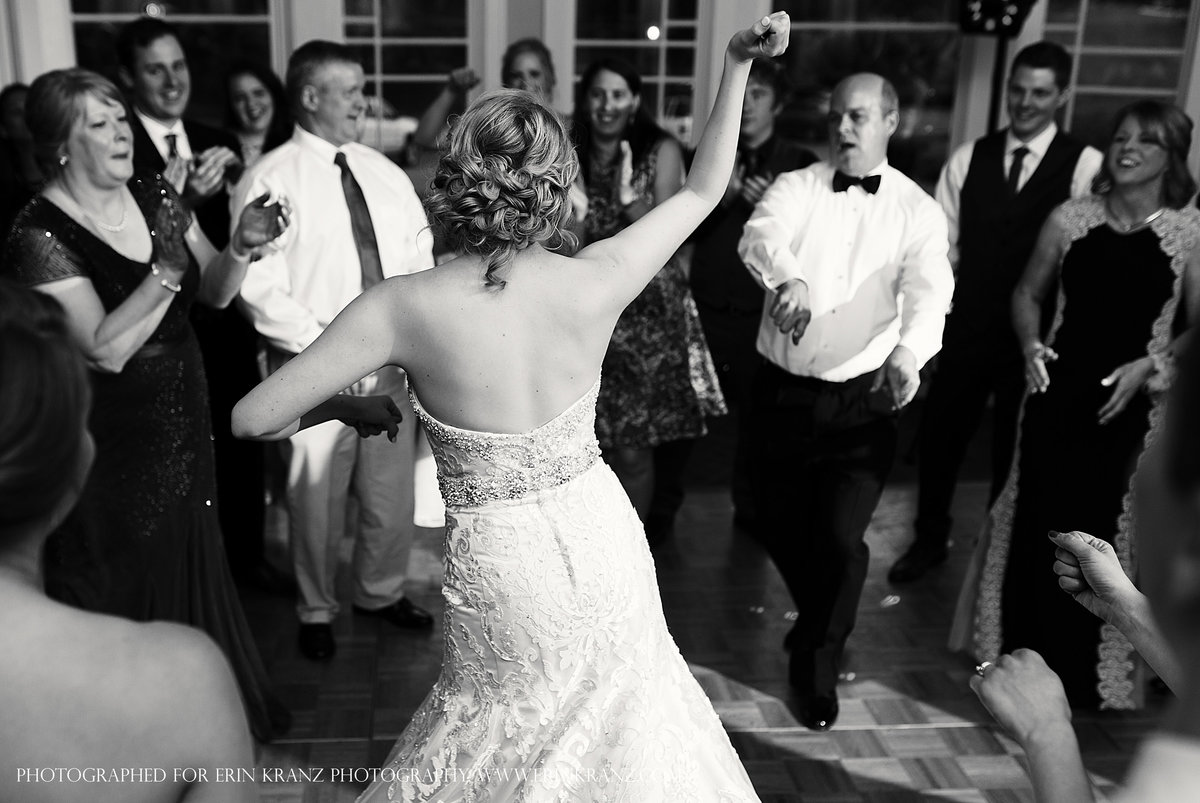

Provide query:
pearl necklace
left=60, top=181, right=129, bottom=233
left=1105, top=199, right=1165, bottom=233
left=93, top=205, right=128, bottom=233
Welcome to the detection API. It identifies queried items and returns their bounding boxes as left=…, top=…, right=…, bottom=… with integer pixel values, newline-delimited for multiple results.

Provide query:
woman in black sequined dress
left=1, top=69, right=289, bottom=741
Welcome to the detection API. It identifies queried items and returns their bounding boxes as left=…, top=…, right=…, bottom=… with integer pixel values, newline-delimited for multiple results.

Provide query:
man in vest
left=888, top=42, right=1102, bottom=584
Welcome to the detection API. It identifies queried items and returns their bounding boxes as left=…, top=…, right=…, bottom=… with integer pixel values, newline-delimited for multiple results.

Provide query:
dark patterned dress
left=2, top=175, right=288, bottom=741
left=584, top=144, right=726, bottom=449
left=952, top=197, right=1200, bottom=709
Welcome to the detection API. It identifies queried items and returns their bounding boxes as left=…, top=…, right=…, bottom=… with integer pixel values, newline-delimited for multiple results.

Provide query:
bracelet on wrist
left=230, top=239, right=256, bottom=262
left=150, top=263, right=183, bottom=294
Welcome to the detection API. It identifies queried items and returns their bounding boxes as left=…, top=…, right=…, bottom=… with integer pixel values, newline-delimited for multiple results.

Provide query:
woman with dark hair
left=234, top=14, right=790, bottom=800
left=1, top=67, right=290, bottom=741
left=0, top=281, right=257, bottom=803
left=573, top=57, right=726, bottom=538
left=224, top=61, right=292, bottom=169
left=953, top=100, right=1200, bottom=710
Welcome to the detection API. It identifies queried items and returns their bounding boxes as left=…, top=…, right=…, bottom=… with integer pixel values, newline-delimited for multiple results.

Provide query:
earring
left=58, top=154, right=69, bottom=166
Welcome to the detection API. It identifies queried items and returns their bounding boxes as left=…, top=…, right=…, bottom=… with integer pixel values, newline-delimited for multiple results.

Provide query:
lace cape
left=962, top=196, right=1199, bottom=709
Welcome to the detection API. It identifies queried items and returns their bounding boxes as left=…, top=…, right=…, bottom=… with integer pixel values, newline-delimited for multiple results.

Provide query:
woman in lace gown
left=951, top=101, right=1200, bottom=710
left=234, top=13, right=791, bottom=801
left=1, top=69, right=290, bottom=741
left=572, top=59, right=726, bottom=531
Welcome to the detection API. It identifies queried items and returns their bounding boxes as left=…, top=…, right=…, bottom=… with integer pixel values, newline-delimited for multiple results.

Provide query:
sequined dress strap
left=409, top=379, right=603, bottom=508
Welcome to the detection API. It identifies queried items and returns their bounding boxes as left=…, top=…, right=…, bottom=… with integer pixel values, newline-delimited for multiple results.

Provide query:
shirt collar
left=1006, top=121, right=1058, bottom=160
left=136, top=109, right=184, bottom=140
left=294, top=124, right=352, bottom=165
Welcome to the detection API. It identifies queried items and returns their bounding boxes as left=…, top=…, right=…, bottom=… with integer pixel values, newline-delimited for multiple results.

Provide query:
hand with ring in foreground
left=969, top=648, right=1073, bottom=748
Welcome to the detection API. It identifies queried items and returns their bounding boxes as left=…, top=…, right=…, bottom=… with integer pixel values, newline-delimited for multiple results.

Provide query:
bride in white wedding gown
left=233, top=13, right=790, bottom=801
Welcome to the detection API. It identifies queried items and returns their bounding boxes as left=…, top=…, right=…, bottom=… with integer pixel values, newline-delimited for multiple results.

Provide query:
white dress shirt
left=935, top=123, right=1103, bottom=266
left=738, top=160, right=953, bottom=383
left=136, top=110, right=193, bottom=162
left=1109, top=734, right=1200, bottom=803
left=233, top=125, right=434, bottom=354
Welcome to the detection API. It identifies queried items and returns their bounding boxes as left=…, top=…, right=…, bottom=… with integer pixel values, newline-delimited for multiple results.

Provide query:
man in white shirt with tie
left=738, top=72, right=953, bottom=731
left=234, top=41, right=435, bottom=661
left=888, top=42, right=1102, bottom=585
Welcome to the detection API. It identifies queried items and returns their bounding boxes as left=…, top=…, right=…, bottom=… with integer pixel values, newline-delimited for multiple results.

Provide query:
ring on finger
left=974, top=661, right=993, bottom=678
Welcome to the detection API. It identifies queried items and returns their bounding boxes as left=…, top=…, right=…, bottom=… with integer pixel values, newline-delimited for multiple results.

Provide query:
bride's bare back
left=234, top=13, right=791, bottom=442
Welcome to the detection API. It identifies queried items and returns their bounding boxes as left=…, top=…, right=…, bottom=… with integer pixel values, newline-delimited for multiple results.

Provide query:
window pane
left=778, top=30, right=959, bottom=189
left=73, top=20, right=270, bottom=128
left=1070, top=91, right=1175, bottom=149
left=1078, top=53, right=1181, bottom=90
left=381, top=44, right=467, bottom=76
left=577, top=0, right=664, bottom=40
left=344, top=0, right=372, bottom=15
left=379, top=81, right=447, bottom=120
left=664, top=22, right=695, bottom=42
left=668, top=0, right=696, bottom=20
left=665, top=46, right=694, bottom=77
left=345, top=23, right=374, bottom=38
left=1082, top=0, right=1190, bottom=47
left=1046, top=0, right=1082, bottom=24
left=73, top=0, right=268, bottom=12
left=347, top=44, right=376, bottom=74
left=778, top=0, right=957, bottom=24
left=379, top=0, right=466, bottom=38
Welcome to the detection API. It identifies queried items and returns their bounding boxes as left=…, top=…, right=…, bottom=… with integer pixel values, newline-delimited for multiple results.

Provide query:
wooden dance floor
left=240, top=410, right=1165, bottom=801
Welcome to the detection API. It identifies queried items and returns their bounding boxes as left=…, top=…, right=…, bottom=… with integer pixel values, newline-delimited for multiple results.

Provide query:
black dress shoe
left=353, top=598, right=434, bottom=630
left=887, top=545, right=948, bottom=584
left=298, top=623, right=336, bottom=660
left=798, top=691, right=839, bottom=731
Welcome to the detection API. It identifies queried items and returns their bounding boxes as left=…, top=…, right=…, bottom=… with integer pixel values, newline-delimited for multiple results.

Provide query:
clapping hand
left=871, top=344, right=919, bottom=410
left=741, top=173, right=773, bottom=206
left=617, top=141, right=636, bottom=206
left=1023, top=341, right=1057, bottom=394
left=568, top=178, right=589, bottom=223
left=728, top=12, right=791, bottom=63
left=1049, top=530, right=1136, bottom=626
left=233, top=192, right=292, bottom=257
left=152, top=195, right=190, bottom=283
left=338, top=395, right=405, bottom=442
left=184, top=146, right=242, bottom=206
left=1098, top=356, right=1155, bottom=424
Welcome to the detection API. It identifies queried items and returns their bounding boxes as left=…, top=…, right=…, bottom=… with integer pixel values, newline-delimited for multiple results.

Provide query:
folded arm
left=232, top=280, right=409, bottom=441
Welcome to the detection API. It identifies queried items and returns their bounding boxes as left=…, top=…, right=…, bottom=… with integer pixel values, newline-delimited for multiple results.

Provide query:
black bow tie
left=832, top=171, right=881, bottom=194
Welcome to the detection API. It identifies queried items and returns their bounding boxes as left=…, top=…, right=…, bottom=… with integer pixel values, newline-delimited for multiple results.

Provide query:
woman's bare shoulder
left=0, top=603, right=245, bottom=755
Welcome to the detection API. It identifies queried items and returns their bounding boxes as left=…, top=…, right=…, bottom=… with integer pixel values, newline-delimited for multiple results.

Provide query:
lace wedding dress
left=357, top=377, right=759, bottom=802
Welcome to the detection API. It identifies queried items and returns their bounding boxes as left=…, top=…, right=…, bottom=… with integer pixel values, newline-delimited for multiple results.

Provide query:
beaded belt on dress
left=437, top=448, right=600, bottom=508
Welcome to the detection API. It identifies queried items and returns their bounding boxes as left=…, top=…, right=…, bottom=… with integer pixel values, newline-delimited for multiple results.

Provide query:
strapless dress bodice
left=408, top=378, right=602, bottom=509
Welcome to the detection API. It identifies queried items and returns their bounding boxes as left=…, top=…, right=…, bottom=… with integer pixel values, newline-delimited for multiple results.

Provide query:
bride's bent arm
left=575, top=12, right=790, bottom=312
left=232, top=280, right=411, bottom=441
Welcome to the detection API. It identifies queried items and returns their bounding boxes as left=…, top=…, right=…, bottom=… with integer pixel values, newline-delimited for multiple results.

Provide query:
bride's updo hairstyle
left=426, top=89, right=578, bottom=289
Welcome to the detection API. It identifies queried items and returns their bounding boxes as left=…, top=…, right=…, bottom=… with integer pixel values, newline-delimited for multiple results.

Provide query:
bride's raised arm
left=575, top=11, right=790, bottom=311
